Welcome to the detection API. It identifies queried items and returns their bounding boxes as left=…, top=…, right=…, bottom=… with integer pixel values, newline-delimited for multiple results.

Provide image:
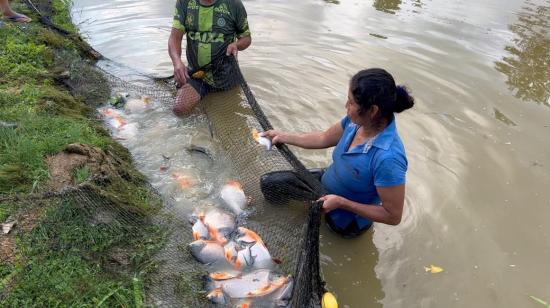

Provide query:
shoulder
left=373, top=136, right=407, bottom=168
left=176, top=0, right=192, bottom=11
left=340, top=116, right=353, bottom=129
left=225, top=0, right=247, bottom=11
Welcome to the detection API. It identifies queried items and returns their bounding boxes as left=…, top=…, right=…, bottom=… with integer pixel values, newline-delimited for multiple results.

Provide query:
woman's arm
left=262, top=121, right=343, bottom=149
left=320, top=184, right=405, bottom=225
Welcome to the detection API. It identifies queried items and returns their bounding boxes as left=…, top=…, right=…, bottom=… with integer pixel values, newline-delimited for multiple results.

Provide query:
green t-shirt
left=173, top=0, right=251, bottom=88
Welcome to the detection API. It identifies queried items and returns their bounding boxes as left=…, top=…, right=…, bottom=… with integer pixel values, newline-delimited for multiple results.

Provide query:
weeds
left=73, top=165, right=90, bottom=184
left=0, top=1, right=167, bottom=305
left=2, top=199, right=166, bottom=306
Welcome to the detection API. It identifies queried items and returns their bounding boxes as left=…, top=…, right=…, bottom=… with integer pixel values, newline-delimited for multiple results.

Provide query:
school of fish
left=99, top=96, right=291, bottom=307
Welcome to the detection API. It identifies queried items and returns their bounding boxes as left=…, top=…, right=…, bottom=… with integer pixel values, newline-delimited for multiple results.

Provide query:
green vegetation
left=0, top=1, right=167, bottom=305
left=0, top=17, right=106, bottom=194
left=2, top=200, right=165, bottom=307
left=73, top=165, right=91, bottom=184
left=530, top=295, right=550, bottom=307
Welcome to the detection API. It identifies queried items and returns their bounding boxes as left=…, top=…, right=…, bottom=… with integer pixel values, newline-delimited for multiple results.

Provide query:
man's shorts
left=187, top=77, right=212, bottom=99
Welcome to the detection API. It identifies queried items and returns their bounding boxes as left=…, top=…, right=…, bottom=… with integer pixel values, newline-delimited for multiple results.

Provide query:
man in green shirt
left=169, top=0, right=252, bottom=116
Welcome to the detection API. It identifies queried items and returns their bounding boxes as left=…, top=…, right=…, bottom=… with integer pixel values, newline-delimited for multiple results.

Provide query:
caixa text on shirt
left=187, top=31, right=224, bottom=43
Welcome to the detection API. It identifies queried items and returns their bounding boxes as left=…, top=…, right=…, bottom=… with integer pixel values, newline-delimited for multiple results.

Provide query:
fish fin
left=272, top=257, right=283, bottom=264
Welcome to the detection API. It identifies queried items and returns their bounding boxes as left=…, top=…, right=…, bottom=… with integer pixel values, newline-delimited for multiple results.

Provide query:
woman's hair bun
left=395, top=85, right=414, bottom=113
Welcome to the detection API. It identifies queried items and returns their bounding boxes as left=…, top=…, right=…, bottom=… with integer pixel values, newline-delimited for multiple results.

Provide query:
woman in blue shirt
left=262, top=68, right=414, bottom=238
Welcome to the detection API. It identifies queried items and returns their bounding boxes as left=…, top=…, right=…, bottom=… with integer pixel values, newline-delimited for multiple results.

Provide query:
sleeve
left=172, top=0, right=186, bottom=32
left=340, top=116, right=350, bottom=129
left=374, top=157, right=407, bottom=187
left=234, top=0, right=251, bottom=38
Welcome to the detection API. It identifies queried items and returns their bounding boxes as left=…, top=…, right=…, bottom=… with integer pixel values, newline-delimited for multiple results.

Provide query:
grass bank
left=0, top=1, right=166, bottom=306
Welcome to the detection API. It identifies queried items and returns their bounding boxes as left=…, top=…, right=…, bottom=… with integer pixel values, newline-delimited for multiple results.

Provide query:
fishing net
left=1, top=53, right=327, bottom=307
left=113, top=54, right=329, bottom=307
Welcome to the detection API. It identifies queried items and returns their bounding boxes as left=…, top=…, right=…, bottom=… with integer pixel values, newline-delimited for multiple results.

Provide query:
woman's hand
left=261, top=130, right=287, bottom=145
left=318, top=194, right=345, bottom=213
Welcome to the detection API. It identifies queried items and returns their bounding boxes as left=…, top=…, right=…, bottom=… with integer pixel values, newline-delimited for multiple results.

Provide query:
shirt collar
left=372, top=117, right=397, bottom=151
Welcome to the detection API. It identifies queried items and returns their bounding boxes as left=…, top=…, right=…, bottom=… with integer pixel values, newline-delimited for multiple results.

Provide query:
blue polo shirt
left=321, top=116, right=408, bottom=230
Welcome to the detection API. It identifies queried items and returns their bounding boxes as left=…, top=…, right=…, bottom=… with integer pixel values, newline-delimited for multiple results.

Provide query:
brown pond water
left=72, top=0, right=550, bottom=307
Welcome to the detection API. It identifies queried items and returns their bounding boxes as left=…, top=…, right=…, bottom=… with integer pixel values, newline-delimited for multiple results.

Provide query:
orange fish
left=209, top=272, right=241, bottom=280
left=171, top=173, right=192, bottom=189
left=237, top=227, right=265, bottom=246
left=99, top=108, right=114, bottom=116
left=208, top=225, right=228, bottom=245
left=237, top=299, right=252, bottom=308
left=226, top=180, right=243, bottom=191
left=247, top=276, right=289, bottom=297
left=206, top=287, right=225, bottom=304
left=107, top=114, right=126, bottom=129
left=251, top=128, right=272, bottom=150
left=142, top=95, right=151, bottom=104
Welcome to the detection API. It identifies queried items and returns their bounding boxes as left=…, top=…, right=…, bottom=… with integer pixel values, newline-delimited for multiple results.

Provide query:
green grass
left=0, top=20, right=110, bottom=193
left=0, top=1, right=168, bottom=306
left=1, top=199, right=166, bottom=307
left=73, top=165, right=91, bottom=184
left=0, top=114, right=109, bottom=193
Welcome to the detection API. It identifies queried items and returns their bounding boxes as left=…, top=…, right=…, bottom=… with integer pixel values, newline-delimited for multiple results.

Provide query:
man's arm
left=168, top=28, right=189, bottom=85
left=226, top=35, right=251, bottom=56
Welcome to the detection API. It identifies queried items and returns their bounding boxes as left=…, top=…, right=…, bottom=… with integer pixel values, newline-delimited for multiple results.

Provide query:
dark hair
left=350, top=68, right=414, bottom=124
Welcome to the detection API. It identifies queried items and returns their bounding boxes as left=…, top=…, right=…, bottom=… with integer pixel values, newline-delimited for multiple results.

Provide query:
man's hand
left=174, top=61, right=189, bottom=87
left=318, top=194, right=345, bottom=213
left=226, top=42, right=239, bottom=56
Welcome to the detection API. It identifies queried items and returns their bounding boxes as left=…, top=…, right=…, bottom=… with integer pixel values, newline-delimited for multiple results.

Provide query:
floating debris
left=2, top=220, right=16, bottom=234
left=0, top=121, right=17, bottom=129
left=322, top=292, right=338, bottom=308
left=424, top=265, right=444, bottom=274
left=529, top=295, right=549, bottom=307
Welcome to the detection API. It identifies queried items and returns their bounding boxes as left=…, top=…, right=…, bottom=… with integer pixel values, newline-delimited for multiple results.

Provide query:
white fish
left=107, top=114, right=126, bottom=129
left=116, top=122, right=138, bottom=139
left=246, top=275, right=290, bottom=298
left=99, top=107, right=123, bottom=118
left=226, top=240, right=274, bottom=270
left=220, top=181, right=248, bottom=215
left=252, top=129, right=272, bottom=150
left=271, top=277, right=293, bottom=306
left=191, top=217, right=209, bottom=240
left=124, top=96, right=150, bottom=113
left=189, top=240, right=225, bottom=264
left=219, top=270, right=272, bottom=299
left=206, top=287, right=226, bottom=305
left=236, top=227, right=265, bottom=246
left=203, top=208, right=236, bottom=238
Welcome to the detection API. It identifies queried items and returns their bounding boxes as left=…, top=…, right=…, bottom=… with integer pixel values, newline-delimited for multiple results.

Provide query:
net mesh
left=1, top=55, right=327, bottom=307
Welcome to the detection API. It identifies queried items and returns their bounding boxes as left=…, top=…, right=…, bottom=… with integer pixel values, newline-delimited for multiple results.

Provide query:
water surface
left=72, top=0, right=550, bottom=306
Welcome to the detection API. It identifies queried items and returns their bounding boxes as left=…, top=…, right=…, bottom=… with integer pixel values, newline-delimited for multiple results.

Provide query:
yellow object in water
left=192, top=70, right=205, bottom=79
left=424, top=265, right=444, bottom=273
left=322, top=292, right=338, bottom=308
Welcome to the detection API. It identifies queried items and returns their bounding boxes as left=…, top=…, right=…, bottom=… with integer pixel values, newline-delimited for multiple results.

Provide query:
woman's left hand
left=318, top=194, right=344, bottom=213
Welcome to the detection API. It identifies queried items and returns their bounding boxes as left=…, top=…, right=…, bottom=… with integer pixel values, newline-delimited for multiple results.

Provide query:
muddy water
left=72, top=0, right=550, bottom=307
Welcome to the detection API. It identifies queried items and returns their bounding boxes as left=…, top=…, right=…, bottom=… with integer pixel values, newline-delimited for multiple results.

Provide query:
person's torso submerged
left=174, top=0, right=250, bottom=88
left=321, top=116, right=408, bottom=230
